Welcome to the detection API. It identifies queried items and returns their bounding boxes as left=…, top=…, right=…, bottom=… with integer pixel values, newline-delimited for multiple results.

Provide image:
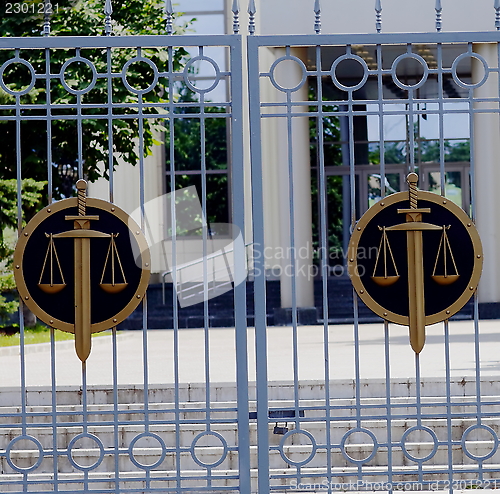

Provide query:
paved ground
left=0, top=319, right=499, bottom=388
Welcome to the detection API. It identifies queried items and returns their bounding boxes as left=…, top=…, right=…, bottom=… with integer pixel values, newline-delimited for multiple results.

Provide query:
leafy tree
left=165, top=85, right=229, bottom=228
left=0, top=0, right=192, bottom=198
left=0, top=179, right=45, bottom=326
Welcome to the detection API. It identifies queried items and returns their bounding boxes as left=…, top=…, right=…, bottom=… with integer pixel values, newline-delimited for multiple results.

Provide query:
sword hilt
left=407, top=172, right=418, bottom=209
left=76, top=179, right=87, bottom=216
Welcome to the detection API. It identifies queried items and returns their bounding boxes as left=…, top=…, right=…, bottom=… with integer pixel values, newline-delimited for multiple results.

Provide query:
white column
left=473, top=43, right=500, bottom=304
left=273, top=48, right=315, bottom=308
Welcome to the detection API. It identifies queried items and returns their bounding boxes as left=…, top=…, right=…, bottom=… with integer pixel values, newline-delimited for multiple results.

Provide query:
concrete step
left=2, top=378, right=499, bottom=407
left=1, top=415, right=500, bottom=450
left=0, top=464, right=499, bottom=493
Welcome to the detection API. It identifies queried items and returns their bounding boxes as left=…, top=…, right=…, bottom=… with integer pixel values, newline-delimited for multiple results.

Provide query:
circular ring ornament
left=0, top=58, right=36, bottom=96
left=183, top=56, right=221, bottom=94
left=461, top=424, right=499, bottom=461
left=269, top=55, right=308, bottom=93
left=330, top=54, right=369, bottom=92
left=452, top=52, right=489, bottom=89
left=391, top=53, right=429, bottom=90
left=67, top=433, right=104, bottom=472
left=6, top=435, right=44, bottom=473
left=129, top=432, right=167, bottom=470
left=122, top=56, right=159, bottom=95
left=190, top=431, right=228, bottom=468
left=340, top=427, right=378, bottom=465
left=60, top=56, right=98, bottom=95
left=278, top=429, right=317, bottom=467
left=401, top=426, right=438, bottom=463
left=348, top=185, right=483, bottom=330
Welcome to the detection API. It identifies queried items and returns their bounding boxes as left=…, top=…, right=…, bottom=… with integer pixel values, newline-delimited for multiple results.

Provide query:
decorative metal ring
left=330, top=54, right=369, bottom=92
left=0, top=58, right=36, bottom=96
left=269, top=55, right=307, bottom=93
left=190, top=431, right=228, bottom=469
left=122, top=56, right=159, bottom=95
left=278, top=429, right=317, bottom=467
left=452, top=52, right=489, bottom=89
left=183, top=55, right=221, bottom=94
left=67, top=433, right=105, bottom=472
left=129, top=432, right=167, bottom=470
left=401, top=426, right=438, bottom=463
left=461, top=424, right=499, bottom=461
left=6, top=435, right=44, bottom=473
left=340, top=427, right=378, bottom=465
left=60, top=56, right=98, bottom=95
left=391, top=53, right=429, bottom=90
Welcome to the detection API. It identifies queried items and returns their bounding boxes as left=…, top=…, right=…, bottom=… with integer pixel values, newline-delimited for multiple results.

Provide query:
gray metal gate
left=1, top=1, right=500, bottom=493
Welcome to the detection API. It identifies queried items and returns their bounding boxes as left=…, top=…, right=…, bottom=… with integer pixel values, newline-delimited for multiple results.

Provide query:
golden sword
left=386, top=173, right=440, bottom=353
left=53, top=180, right=110, bottom=362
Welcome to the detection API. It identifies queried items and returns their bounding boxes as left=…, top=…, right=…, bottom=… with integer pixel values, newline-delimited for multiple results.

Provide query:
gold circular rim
left=13, top=197, right=151, bottom=334
left=347, top=190, right=483, bottom=326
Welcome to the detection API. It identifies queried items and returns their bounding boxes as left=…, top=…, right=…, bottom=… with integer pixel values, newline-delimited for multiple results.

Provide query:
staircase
left=120, top=277, right=473, bottom=329
left=0, top=378, right=498, bottom=492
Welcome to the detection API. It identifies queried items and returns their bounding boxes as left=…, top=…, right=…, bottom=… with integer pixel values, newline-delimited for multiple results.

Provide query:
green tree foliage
left=0, top=179, right=45, bottom=325
left=165, top=86, right=229, bottom=227
left=0, top=0, right=192, bottom=198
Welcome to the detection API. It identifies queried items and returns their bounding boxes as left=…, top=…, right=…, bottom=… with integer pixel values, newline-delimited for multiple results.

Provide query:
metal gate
left=1, top=1, right=500, bottom=493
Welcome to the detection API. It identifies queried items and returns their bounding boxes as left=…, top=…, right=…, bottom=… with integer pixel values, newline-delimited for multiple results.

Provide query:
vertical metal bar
left=375, top=0, right=382, bottom=33
left=377, top=44, right=385, bottom=198
left=383, top=322, right=393, bottom=487
left=314, top=0, right=321, bottom=34
left=316, top=43, right=333, bottom=494
left=232, top=0, right=240, bottom=34
left=247, top=34, right=270, bottom=493
left=112, top=327, right=120, bottom=494
left=50, top=328, right=59, bottom=491
left=443, top=321, right=454, bottom=489
left=435, top=0, right=443, bottom=32
left=76, top=49, right=84, bottom=179
left=165, top=0, right=174, bottom=35
left=496, top=0, right=500, bottom=30
left=283, top=45, right=301, bottom=433
left=248, top=0, right=256, bottom=35
left=42, top=0, right=51, bottom=36
left=167, top=44, right=182, bottom=491
left=230, top=36, right=252, bottom=494
left=104, top=0, right=113, bottom=36
left=407, top=45, right=416, bottom=174
left=45, top=48, right=53, bottom=204
left=437, top=43, right=446, bottom=196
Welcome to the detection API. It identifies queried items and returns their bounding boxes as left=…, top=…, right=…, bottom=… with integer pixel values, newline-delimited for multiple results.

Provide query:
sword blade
left=74, top=237, right=91, bottom=362
left=407, top=230, right=426, bottom=354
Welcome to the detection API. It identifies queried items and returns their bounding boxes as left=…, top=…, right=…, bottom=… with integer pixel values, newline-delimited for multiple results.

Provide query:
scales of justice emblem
left=14, top=180, right=150, bottom=362
left=348, top=173, right=483, bottom=353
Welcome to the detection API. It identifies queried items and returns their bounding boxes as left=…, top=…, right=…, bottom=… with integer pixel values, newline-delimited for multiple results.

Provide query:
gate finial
left=42, top=0, right=51, bottom=36
left=375, top=0, right=382, bottom=33
left=248, top=0, right=256, bottom=35
left=435, top=0, right=442, bottom=32
left=104, top=0, right=113, bottom=36
left=495, top=0, right=500, bottom=30
left=314, top=0, right=321, bottom=34
left=232, top=0, right=240, bottom=34
left=165, top=0, right=174, bottom=35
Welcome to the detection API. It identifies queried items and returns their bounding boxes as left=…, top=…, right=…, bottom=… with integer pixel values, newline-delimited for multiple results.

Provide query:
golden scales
left=38, top=232, right=128, bottom=294
left=371, top=224, right=460, bottom=287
